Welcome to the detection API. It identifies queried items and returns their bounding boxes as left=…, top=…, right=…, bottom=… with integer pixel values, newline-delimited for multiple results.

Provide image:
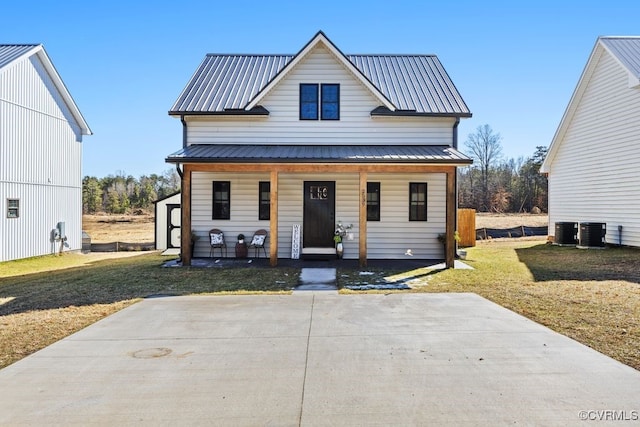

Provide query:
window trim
left=366, top=182, right=380, bottom=221
left=299, top=83, right=319, bottom=120
left=212, top=181, right=231, bottom=220
left=320, top=83, right=340, bottom=120
left=258, top=181, right=270, bottom=220
left=409, top=182, right=428, bottom=221
left=6, top=198, right=19, bottom=219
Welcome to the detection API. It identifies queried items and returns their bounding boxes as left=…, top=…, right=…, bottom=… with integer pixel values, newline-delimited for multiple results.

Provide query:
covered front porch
left=167, top=144, right=471, bottom=269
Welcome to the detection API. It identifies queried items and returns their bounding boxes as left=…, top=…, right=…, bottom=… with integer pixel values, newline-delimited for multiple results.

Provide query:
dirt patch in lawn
left=83, top=213, right=154, bottom=243
left=475, top=213, right=548, bottom=229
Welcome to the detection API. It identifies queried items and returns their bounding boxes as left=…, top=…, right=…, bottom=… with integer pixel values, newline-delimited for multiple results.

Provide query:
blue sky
left=3, top=1, right=639, bottom=177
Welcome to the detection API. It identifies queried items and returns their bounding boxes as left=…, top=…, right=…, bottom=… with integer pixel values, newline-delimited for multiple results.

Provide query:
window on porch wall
left=367, top=182, right=380, bottom=221
left=212, top=181, right=230, bottom=219
left=259, top=181, right=270, bottom=220
left=409, top=183, right=428, bottom=221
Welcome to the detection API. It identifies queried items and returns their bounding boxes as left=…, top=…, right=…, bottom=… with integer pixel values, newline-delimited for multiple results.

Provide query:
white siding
left=548, top=50, right=640, bottom=247
left=0, top=182, right=81, bottom=261
left=155, top=193, right=181, bottom=250
left=0, top=54, right=83, bottom=261
left=190, top=171, right=446, bottom=259
left=186, top=45, right=455, bottom=146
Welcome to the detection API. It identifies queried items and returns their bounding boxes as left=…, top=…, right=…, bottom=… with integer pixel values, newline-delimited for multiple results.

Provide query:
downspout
left=453, top=117, right=460, bottom=261
left=452, top=117, right=460, bottom=150
left=181, top=115, right=187, bottom=148
left=179, top=115, right=188, bottom=264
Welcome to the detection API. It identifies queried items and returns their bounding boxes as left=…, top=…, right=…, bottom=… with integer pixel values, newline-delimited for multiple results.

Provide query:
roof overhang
left=370, top=106, right=472, bottom=118
left=166, top=144, right=472, bottom=166
left=169, top=106, right=270, bottom=117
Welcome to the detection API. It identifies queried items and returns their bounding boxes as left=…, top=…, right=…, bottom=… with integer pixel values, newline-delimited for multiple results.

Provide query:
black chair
left=209, top=228, right=227, bottom=257
left=248, top=229, right=268, bottom=258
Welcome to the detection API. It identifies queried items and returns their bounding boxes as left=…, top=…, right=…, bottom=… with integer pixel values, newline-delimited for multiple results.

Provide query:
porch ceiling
left=166, top=144, right=472, bottom=165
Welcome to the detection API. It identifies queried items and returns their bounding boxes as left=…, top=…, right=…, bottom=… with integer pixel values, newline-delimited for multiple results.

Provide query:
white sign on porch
left=291, top=224, right=301, bottom=259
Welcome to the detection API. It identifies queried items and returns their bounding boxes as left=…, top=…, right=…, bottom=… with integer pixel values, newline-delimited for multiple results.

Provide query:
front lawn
left=1, top=241, right=639, bottom=370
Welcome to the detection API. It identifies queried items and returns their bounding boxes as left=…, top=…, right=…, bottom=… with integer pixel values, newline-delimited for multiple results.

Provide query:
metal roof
left=599, top=36, right=640, bottom=79
left=0, top=44, right=39, bottom=69
left=170, top=35, right=470, bottom=116
left=166, top=144, right=472, bottom=165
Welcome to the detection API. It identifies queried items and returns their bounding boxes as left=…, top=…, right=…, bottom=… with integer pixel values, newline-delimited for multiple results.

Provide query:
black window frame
left=212, top=181, right=231, bottom=220
left=366, top=182, right=380, bottom=221
left=320, top=83, right=340, bottom=120
left=258, top=181, right=270, bottom=220
left=299, top=83, right=319, bottom=120
left=6, top=198, right=19, bottom=219
left=409, top=183, right=428, bottom=221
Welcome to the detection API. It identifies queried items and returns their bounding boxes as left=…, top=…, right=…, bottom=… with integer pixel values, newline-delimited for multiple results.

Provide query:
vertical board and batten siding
left=548, top=50, right=640, bottom=247
left=189, top=171, right=446, bottom=259
left=186, top=45, right=455, bottom=146
left=0, top=54, right=83, bottom=261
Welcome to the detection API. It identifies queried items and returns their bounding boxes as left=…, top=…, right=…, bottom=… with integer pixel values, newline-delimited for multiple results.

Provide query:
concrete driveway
left=1, top=293, right=639, bottom=426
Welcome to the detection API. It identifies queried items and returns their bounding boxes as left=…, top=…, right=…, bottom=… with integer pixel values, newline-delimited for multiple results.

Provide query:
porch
left=167, top=144, right=472, bottom=269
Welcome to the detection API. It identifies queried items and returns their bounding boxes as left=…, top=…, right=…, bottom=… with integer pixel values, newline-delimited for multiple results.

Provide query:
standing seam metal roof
left=0, top=44, right=39, bottom=69
left=599, top=37, right=640, bottom=79
left=170, top=53, right=470, bottom=115
left=165, top=144, right=472, bottom=164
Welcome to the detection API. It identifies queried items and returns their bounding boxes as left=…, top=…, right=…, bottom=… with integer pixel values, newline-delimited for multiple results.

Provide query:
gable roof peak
left=245, top=30, right=396, bottom=111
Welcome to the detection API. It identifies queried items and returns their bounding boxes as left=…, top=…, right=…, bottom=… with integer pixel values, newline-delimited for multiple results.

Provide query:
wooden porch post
left=359, top=171, right=367, bottom=267
left=180, top=164, right=192, bottom=266
left=445, top=167, right=456, bottom=269
left=269, top=169, right=279, bottom=266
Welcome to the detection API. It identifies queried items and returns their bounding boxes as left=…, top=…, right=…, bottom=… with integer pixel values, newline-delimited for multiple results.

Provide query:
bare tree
left=464, top=124, right=503, bottom=211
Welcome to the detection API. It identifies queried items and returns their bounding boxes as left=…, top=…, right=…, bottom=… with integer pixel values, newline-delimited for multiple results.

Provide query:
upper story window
left=321, top=84, right=340, bottom=120
left=300, top=83, right=340, bottom=120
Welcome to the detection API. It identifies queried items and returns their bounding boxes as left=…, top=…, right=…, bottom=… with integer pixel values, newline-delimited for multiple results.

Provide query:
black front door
left=303, top=181, right=335, bottom=248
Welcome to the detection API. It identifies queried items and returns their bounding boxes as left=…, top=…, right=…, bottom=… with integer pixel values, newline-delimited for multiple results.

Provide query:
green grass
left=1, top=242, right=639, bottom=371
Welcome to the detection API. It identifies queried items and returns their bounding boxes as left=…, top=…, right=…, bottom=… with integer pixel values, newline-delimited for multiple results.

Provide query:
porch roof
left=165, top=144, right=472, bottom=165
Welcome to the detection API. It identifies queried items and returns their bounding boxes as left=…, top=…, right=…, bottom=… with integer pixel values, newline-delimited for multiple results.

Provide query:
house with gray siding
left=0, top=44, right=91, bottom=262
left=541, top=36, right=640, bottom=247
left=166, top=31, right=471, bottom=267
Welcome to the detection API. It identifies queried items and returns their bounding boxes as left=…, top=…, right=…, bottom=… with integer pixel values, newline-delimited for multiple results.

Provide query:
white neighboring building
left=0, top=44, right=91, bottom=262
left=541, top=36, right=640, bottom=247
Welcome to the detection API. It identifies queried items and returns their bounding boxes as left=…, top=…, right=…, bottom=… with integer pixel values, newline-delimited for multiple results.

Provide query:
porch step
left=301, top=247, right=337, bottom=261
left=295, top=268, right=337, bottom=291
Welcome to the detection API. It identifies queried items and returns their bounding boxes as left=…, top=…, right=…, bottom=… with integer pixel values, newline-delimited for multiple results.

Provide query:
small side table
left=235, top=242, right=248, bottom=258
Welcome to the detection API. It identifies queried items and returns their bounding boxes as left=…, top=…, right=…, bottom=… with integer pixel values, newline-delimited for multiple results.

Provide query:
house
left=166, top=31, right=471, bottom=267
left=541, top=36, right=640, bottom=247
left=0, top=44, right=91, bottom=262
left=154, top=192, right=181, bottom=251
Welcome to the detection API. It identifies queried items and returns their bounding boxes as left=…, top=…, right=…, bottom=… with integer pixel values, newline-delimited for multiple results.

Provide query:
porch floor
left=162, top=256, right=448, bottom=270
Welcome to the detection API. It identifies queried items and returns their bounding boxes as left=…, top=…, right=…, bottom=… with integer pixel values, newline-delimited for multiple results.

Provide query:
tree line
left=459, top=124, right=548, bottom=213
left=82, top=169, right=180, bottom=214
left=82, top=125, right=546, bottom=215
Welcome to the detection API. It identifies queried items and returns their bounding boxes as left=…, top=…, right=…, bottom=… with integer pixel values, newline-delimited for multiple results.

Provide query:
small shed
left=154, top=192, right=181, bottom=251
